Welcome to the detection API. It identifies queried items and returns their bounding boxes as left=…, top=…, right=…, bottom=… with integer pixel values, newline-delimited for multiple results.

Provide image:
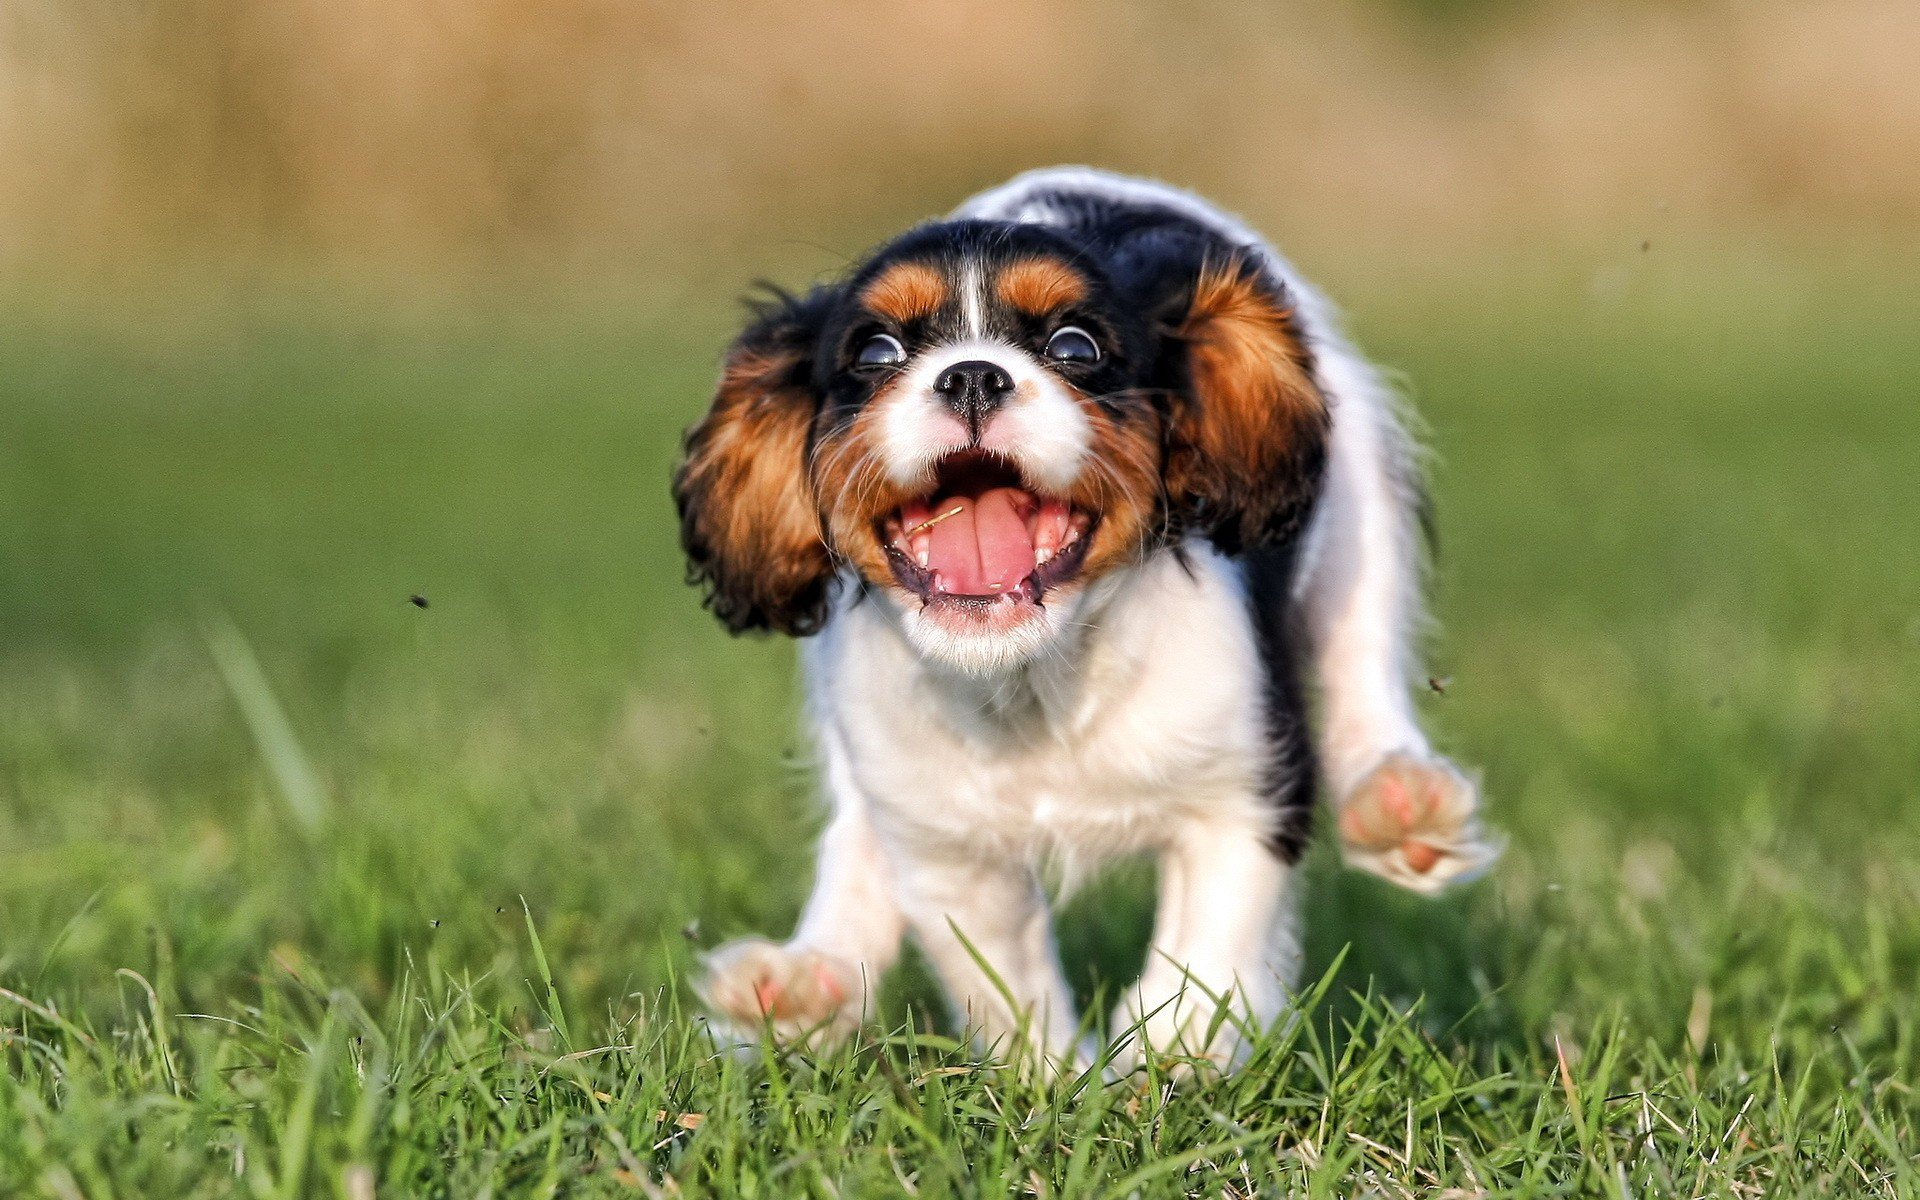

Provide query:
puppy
left=672, top=167, right=1498, bottom=1069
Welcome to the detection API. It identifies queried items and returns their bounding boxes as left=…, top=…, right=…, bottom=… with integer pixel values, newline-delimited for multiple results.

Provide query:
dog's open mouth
left=879, top=452, right=1096, bottom=611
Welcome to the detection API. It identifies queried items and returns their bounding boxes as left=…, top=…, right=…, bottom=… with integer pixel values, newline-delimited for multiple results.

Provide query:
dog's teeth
left=915, top=548, right=930, bottom=570
left=1032, top=497, right=1071, bottom=565
left=932, top=572, right=949, bottom=594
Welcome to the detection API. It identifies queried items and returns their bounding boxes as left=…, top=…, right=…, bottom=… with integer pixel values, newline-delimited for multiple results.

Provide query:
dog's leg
left=1116, top=814, right=1299, bottom=1071
left=894, top=851, right=1080, bottom=1070
left=700, top=733, right=905, bottom=1046
left=1300, top=348, right=1500, bottom=893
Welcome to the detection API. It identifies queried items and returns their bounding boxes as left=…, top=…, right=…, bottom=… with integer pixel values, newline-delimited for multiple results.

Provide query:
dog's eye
left=1044, top=326, right=1100, bottom=364
left=855, top=333, right=907, bottom=369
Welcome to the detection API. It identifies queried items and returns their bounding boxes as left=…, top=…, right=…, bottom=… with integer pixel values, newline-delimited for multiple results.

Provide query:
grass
left=2, top=260, right=1918, bottom=1195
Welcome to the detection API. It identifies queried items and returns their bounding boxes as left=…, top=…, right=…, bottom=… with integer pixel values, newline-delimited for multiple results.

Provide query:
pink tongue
left=926, top=488, right=1036, bottom=595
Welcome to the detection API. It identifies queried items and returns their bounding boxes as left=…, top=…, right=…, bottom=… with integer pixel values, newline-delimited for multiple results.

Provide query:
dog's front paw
left=1337, top=752, right=1501, bottom=894
left=699, top=939, right=865, bottom=1045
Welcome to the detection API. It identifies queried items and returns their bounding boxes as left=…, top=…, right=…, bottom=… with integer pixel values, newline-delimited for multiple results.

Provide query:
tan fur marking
left=1070, top=399, right=1162, bottom=580
left=861, top=262, right=947, bottom=323
left=676, top=349, right=832, bottom=633
left=813, top=387, right=917, bottom=583
left=996, top=257, right=1088, bottom=315
left=1179, top=264, right=1319, bottom=467
left=1167, top=260, right=1330, bottom=550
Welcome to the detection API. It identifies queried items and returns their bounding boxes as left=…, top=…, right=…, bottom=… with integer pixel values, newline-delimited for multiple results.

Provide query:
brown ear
left=672, top=291, right=837, bottom=635
left=1164, top=257, right=1331, bottom=553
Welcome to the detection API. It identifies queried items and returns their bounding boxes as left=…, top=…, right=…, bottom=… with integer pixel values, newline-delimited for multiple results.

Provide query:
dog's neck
left=900, top=557, right=1162, bottom=745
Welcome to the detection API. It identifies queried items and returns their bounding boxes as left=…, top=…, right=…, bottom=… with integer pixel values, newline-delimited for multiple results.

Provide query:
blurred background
left=6, top=0, right=1918, bottom=296
left=2, top=0, right=1917, bottom=1053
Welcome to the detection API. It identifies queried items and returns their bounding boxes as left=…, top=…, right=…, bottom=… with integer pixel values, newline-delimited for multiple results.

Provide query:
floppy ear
left=1163, top=256, right=1331, bottom=553
left=673, top=289, right=838, bottom=636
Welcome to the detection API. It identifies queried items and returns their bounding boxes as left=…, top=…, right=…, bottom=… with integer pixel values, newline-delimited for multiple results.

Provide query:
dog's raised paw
left=1337, top=753, right=1501, bottom=894
left=699, top=939, right=864, bottom=1044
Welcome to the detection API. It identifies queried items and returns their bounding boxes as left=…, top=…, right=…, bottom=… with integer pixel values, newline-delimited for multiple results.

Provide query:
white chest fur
left=805, top=542, right=1274, bottom=871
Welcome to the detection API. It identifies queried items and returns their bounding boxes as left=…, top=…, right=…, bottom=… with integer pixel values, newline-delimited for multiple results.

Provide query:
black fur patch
left=1243, top=543, right=1318, bottom=863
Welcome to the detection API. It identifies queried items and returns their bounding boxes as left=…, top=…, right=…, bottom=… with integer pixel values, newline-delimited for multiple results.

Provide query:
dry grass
left=2, top=0, right=1917, bottom=288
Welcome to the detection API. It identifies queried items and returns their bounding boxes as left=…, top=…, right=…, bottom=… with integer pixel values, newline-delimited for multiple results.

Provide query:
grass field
left=3, top=261, right=1918, bottom=1196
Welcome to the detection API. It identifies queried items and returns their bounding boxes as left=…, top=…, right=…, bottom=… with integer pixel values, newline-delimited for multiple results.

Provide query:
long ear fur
left=672, top=288, right=837, bottom=636
left=1164, top=256, right=1331, bottom=553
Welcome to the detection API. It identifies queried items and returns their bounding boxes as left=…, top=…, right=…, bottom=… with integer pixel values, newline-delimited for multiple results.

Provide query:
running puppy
left=673, top=168, right=1498, bottom=1068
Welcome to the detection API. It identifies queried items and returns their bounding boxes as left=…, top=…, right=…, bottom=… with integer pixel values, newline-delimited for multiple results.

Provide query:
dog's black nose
left=932, top=360, right=1015, bottom=434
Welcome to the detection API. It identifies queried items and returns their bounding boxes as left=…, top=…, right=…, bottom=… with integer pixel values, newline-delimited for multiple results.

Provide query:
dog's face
left=675, top=219, right=1329, bottom=674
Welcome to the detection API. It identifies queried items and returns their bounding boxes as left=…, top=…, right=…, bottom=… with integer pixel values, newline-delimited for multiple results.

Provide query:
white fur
left=961, top=261, right=985, bottom=339
left=803, top=545, right=1292, bottom=1067
left=885, top=582, right=1077, bottom=678
left=700, top=170, right=1495, bottom=1068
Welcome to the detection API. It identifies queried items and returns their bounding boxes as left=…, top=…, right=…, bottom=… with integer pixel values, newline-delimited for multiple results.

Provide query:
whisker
left=1080, top=386, right=1167, bottom=409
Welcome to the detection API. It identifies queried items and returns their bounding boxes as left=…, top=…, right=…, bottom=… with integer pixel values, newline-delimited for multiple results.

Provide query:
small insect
left=429, top=919, right=441, bottom=928
left=1640, top=240, right=1651, bottom=253
left=681, top=919, right=701, bottom=943
left=1427, top=675, right=1452, bottom=695
left=408, top=594, right=429, bottom=608
left=904, top=505, right=966, bottom=536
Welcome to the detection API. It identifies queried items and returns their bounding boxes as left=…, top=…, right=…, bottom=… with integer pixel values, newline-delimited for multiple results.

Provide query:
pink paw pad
left=1338, top=753, right=1499, bottom=892
left=699, top=940, right=863, bottom=1044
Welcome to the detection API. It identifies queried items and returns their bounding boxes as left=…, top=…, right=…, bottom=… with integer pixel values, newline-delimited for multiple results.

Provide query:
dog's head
left=673, top=218, right=1329, bottom=674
